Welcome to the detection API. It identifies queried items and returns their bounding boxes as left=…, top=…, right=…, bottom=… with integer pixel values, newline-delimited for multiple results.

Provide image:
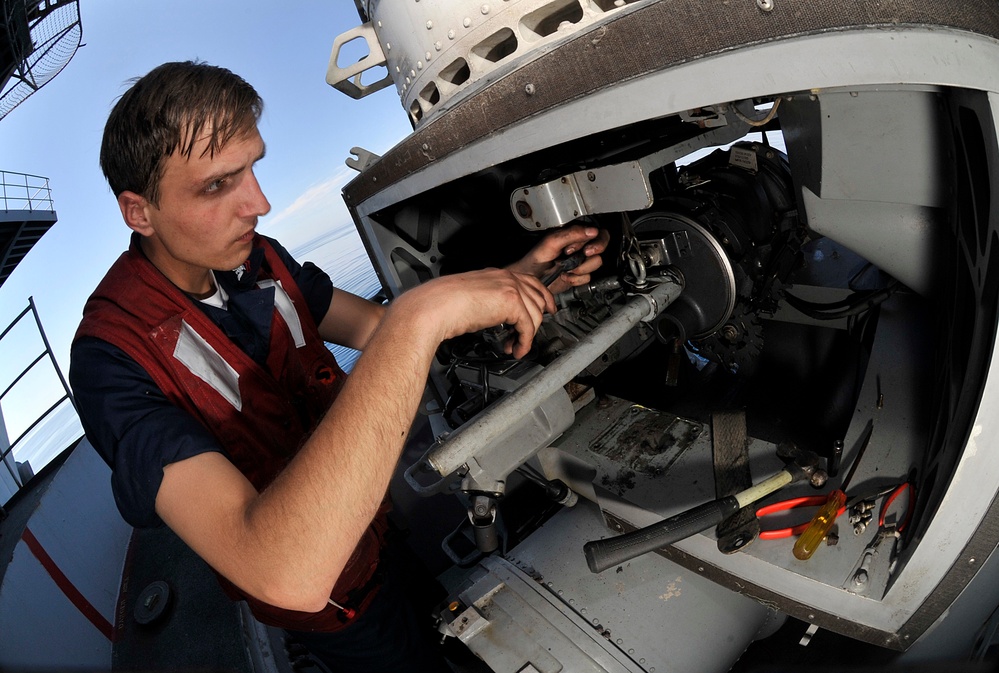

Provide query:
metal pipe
left=427, top=275, right=685, bottom=476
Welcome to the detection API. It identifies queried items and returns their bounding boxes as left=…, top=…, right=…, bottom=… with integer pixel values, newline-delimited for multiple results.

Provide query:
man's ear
left=117, top=191, right=153, bottom=236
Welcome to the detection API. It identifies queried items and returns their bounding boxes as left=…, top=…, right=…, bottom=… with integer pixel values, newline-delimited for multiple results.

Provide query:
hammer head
left=776, top=442, right=828, bottom=488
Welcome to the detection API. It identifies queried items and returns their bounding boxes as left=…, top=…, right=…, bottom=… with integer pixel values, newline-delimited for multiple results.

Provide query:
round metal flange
left=134, top=580, right=171, bottom=625
left=632, top=212, right=737, bottom=338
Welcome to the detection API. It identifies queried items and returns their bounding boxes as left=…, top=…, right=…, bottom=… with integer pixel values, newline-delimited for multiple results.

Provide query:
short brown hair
left=100, top=61, right=263, bottom=204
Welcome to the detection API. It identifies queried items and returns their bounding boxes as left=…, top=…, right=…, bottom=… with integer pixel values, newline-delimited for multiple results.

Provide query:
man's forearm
left=238, top=294, right=441, bottom=610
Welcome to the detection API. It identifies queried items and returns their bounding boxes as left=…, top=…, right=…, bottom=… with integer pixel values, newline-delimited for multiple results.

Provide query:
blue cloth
left=70, top=235, right=335, bottom=528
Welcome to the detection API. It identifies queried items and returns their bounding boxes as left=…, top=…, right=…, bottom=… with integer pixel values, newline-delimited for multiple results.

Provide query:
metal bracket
left=326, top=22, right=393, bottom=99
left=509, top=108, right=752, bottom=230
left=346, top=146, right=381, bottom=172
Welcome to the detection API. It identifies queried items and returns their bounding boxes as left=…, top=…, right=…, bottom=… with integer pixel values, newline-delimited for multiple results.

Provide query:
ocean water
left=286, top=222, right=382, bottom=372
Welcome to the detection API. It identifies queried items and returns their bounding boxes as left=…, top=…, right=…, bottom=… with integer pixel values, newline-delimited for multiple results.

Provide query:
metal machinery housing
left=328, top=1, right=999, bottom=670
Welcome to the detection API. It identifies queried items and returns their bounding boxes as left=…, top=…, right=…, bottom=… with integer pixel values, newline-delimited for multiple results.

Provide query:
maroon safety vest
left=76, top=235, right=386, bottom=632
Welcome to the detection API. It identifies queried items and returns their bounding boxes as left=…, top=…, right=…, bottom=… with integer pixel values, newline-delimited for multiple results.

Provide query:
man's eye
left=205, top=178, right=227, bottom=193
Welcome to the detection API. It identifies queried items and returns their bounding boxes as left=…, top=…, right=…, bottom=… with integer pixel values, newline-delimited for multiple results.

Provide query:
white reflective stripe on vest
left=173, top=319, right=242, bottom=411
left=257, top=279, right=305, bottom=348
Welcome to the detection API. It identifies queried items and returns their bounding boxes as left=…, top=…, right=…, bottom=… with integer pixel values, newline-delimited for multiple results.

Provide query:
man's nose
left=243, top=170, right=271, bottom=217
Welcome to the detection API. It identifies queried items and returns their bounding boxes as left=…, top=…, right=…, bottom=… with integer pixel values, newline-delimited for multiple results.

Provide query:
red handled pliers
left=756, top=495, right=848, bottom=540
left=756, top=482, right=914, bottom=541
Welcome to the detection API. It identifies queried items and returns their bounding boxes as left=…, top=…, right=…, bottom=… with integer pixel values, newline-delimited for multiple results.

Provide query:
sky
left=0, top=2, right=412, bottom=472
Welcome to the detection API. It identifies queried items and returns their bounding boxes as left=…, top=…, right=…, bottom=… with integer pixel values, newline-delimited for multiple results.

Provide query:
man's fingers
left=507, top=273, right=553, bottom=357
left=540, top=225, right=600, bottom=259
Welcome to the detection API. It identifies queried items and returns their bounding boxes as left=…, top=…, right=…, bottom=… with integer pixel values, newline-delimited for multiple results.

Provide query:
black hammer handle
left=583, top=468, right=798, bottom=573
left=583, top=496, right=740, bottom=573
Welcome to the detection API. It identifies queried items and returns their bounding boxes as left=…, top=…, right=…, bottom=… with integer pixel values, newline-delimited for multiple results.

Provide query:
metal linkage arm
left=411, top=274, right=685, bottom=495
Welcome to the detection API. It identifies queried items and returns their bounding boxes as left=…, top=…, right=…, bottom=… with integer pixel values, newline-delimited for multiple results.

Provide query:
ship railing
left=0, top=296, right=75, bottom=504
left=0, top=170, right=54, bottom=213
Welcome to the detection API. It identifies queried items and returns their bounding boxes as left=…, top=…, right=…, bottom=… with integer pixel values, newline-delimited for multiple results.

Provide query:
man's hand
left=506, top=224, right=610, bottom=295
left=394, top=267, right=554, bottom=359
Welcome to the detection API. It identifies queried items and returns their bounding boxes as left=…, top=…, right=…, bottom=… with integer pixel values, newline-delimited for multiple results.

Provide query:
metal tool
left=482, top=250, right=589, bottom=353
left=847, top=482, right=914, bottom=593
left=583, top=443, right=825, bottom=573
left=793, top=420, right=875, bottom=560
left=539, top=249, right=588, bottom=287
left=757, top=495, right=848, bottom=540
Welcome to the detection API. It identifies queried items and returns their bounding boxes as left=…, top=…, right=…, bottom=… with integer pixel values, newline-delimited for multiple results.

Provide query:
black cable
left=783, top=280, right=901, bottom=321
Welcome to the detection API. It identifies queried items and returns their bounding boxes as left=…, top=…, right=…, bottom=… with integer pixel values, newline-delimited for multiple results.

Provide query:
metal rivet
left=425, top=51, right=432, bottom=60
left=386, top=42, right=391, bottom=50
left=377, top=20, right=382, bottom=27
left=463, top=17, right=472, bottom=27
left=525, top=83, right=536, bottom=95
left=481, top=4, right=490, bottom=13
left=448, top=29, right=456, bottom=39
left=435, top=41, right=442, bottom=51
left=427, top=20, right=434, bottom=29
left=422, top=143, right=430, bottom=151
left=417, top=62, right=423, bottom=70
left=756, top=0, right=774, bottom=10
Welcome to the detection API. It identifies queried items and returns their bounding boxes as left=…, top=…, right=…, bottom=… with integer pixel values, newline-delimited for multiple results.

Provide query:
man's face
left=134, top=125, right=270, bottom=295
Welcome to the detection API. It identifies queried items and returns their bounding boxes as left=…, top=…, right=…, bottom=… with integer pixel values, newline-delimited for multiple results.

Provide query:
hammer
left=583, top=443, right=826, bottom=573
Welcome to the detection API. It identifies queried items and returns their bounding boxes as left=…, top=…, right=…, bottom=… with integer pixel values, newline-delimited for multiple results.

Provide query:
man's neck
left=138, top=235, right=215, bottom=297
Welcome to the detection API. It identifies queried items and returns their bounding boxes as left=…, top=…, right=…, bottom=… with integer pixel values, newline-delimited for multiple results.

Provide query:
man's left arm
left=318, top=290, right=385, bottom=351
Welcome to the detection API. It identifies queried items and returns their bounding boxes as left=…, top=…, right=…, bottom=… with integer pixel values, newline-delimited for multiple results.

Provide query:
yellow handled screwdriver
left=792, top=422, right=874, bottom=561
left=792, top=489, right=846, bottom=560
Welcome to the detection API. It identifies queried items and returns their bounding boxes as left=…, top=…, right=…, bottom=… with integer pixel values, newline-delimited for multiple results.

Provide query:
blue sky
left=0, top=2, right=411, bottom=470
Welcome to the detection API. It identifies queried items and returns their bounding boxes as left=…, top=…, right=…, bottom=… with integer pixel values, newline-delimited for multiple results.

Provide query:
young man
left=71, top=61, right=606, bottom=671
